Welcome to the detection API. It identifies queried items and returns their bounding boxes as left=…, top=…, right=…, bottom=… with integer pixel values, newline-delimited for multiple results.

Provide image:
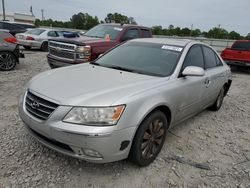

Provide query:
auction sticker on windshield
left=161, top=45, right=183, bottom=52
left=114, top=27, right=123, bottom=31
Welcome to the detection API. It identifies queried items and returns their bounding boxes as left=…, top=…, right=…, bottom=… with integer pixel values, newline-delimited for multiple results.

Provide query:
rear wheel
left=129, top=111, right=167, bottom=166
left=210, top=87, right=225, bottom=111
left=40, top=42, right=48, bottom=51
left=23, top=46, right=31, bottom=50
left=0, top=52, right=17, bottom=71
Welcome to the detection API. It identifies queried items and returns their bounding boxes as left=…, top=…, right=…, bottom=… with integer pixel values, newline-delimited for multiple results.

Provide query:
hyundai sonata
left=19, top=38, right=232, bottom=166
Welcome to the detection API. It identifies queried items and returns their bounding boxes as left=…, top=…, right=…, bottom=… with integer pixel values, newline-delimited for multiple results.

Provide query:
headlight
left=76, top=45, right=91, bottom=61
left=76, top=45, right=91, bottom=53
left=63, top=105, right=125, bottom=126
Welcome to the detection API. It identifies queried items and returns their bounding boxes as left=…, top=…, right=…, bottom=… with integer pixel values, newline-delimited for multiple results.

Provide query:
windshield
left=84, top=25, right=122, bottom=40
left=26, top=29, right=45, bottom=35
left=94, top=42, right=182, bottom=77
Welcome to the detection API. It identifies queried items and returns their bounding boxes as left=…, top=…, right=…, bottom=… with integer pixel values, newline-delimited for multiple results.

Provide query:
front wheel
left=129, top=111, right=167, bottom=166
left=0, top=52, right=17, bottom=71
left=210, top=87, right=225, bottom=111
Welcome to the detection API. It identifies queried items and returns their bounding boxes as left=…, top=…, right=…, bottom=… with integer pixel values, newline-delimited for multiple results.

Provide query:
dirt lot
left=0, top=51, right=249, bottom=188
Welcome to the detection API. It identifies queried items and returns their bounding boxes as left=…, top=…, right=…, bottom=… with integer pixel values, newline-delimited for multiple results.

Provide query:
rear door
left=202, top=46, right=226, bottom=106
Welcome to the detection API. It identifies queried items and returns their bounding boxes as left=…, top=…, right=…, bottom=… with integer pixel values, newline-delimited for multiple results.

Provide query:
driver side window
left=181, top=45, right=204, bottom=73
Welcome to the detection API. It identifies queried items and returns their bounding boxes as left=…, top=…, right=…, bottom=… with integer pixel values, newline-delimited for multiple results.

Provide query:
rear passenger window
left=47, top=31, right=58, bottom=37
left=3, top=23, right=21, bottom=30
left=181, top=45, right=204, bottom=72
left=141, top=29, right=151, bottom=38
left=123, top=28, right=139, bottom=40
left=203, top=46, right=217, bottom=69
left=215, top=55, right=223, bottom=66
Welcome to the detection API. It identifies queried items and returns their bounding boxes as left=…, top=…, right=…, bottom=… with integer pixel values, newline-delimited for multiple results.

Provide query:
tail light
left=221, top=50, right=225, bottom=57
left=26, top=36, right=35, bottom=40
left=4, top=37, right=18, bottom=44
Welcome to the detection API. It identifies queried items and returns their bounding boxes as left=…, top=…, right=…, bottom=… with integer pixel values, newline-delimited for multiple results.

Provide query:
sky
left=3, top=0, right=250, bottom=35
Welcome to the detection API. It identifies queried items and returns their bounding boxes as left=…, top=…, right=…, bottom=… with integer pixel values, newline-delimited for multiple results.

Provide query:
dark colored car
left=47, top=23, right=152, bottom=68
left=221, top=40, right=250, bottom=67
left=0, top=31, right=24, bottom=71
left=0, top=21, right=35, bottom=36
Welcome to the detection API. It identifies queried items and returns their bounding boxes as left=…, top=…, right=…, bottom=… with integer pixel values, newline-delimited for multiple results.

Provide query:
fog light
left=83, top=148, right=102, bottom=158
left=78, top=54, right=85, bottom=59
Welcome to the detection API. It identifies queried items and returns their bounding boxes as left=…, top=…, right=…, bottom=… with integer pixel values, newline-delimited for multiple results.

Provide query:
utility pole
left=41, top=9, right=44, bottom=21
left=2, top=0, right=6, bottom=21
left=190, top=24, right=193, bottom=37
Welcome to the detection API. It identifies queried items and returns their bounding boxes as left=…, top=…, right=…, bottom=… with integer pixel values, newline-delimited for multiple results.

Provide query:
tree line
left=35, top=12, right=249, bottom=40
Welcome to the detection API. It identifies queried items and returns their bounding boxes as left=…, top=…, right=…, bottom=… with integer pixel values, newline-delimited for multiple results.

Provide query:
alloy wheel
left=141, top=119, right=165, bottom=160
left=0, top=53, right=16, bottom=71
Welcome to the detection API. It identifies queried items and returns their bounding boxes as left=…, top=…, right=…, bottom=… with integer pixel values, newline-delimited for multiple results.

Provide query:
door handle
left=204, top=78, right=211, bottom=87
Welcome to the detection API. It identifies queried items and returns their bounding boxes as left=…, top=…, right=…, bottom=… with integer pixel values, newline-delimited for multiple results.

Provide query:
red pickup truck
left=47, top=23, right=152, bottom=68
left=221, top=40, right=250, bottom=67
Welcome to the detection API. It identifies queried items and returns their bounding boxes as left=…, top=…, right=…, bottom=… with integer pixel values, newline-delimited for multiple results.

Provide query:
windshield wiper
left=90, top=62, right=100, bottom=66
left=104, top=65, right=138, bottom=73
left=84, top=35, right=102, bottom=39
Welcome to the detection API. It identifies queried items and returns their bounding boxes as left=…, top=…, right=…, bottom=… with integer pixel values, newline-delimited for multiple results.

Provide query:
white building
left=0, top=13, right=36, bottom=24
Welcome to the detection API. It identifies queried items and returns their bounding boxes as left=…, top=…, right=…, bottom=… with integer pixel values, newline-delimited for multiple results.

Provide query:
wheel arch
left=223, top=79, right=232, bottom=96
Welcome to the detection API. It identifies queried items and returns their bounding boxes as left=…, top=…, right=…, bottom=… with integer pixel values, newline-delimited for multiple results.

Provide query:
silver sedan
left=19, top=38, right=232, bottom=166
left=15, top=28, right=64, bottom=51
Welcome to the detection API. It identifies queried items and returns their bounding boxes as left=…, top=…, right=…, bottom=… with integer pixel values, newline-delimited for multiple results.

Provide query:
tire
left=23, top=46, right=31, bottom=50
left=129, top=111, right=168, bottom=166
left=209, top=87, right=225, bottom=111
left=40, top=42, right=48, bottom=52
left=0, top=52, right=17, bottom=71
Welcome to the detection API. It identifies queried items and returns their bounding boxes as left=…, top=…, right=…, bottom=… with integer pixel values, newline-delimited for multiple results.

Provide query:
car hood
left=28, top=64, right=167, bottom=106
left=50, top=36, right=106, bottom=45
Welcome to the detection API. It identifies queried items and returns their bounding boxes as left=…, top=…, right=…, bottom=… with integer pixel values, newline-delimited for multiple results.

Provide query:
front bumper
left=225, top=60, right=250, bottom=67
left=19, top=92, right=136, bottom=163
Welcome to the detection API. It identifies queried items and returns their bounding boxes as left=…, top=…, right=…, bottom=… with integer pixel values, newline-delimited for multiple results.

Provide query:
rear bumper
left=225, top=60, right=250, bottom=67
left=13, top=45, right=25, bottom=62
left=18, top=39, right=42, bottom=48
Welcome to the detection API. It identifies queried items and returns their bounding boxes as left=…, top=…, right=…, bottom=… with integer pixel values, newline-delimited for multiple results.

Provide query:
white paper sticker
left=114, top=27, right=123, bottom=31
left=161, top=45, right=183, bottom=52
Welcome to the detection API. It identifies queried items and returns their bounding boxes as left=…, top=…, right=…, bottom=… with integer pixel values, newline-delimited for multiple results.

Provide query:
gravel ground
left=0, top=50, right=249, bottom=188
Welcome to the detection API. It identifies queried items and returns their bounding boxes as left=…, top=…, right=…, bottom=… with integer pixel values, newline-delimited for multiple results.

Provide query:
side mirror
left=182, top=66, right=205, bottom=77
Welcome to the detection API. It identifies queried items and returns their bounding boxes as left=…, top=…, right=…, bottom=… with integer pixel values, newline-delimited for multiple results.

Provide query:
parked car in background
left=47, top=23, right=152, bottom=68
left=16, top=28, right=64, bottom=51
left=0, top=31, right=24, bottom=71
left=19, top=38, right=231, bottom=166
left=0, top=21, right=35, bottom=36
left=221, top=40, right=250, bottom=67
left=16, top=28, right=80, bottom=51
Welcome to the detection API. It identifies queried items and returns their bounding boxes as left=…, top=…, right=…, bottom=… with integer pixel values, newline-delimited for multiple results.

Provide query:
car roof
left=100, top=23, right=150, bottom=29
left=130, top=38, right=193, bottom=47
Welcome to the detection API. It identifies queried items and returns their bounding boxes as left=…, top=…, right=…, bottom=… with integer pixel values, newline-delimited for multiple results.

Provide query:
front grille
left=25, top=91, right=58, bottom=121
left=50, top=48, right=75, bottom=60
left=28, top=126, right=74, bottom=153
left=49, top=41, right=76, bottom=51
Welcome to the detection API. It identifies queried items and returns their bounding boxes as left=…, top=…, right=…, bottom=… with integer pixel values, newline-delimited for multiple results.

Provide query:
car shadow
left=230, top=66, right=250, bottom=74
